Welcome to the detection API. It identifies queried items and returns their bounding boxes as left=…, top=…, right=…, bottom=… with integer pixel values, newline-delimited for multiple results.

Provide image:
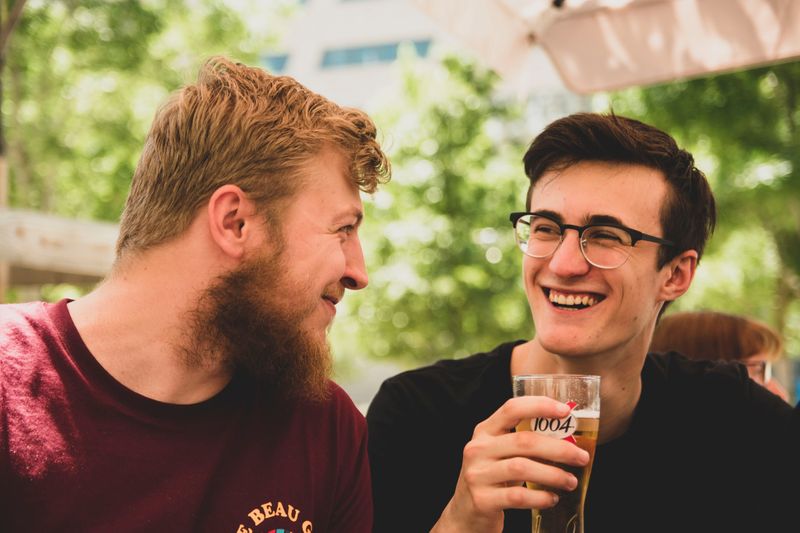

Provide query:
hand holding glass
left=513, top=374, right=601, bottom=533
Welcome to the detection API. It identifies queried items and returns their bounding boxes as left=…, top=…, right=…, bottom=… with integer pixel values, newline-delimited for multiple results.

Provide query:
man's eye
left=588, top=229, right=625, bottom=244
left=339, top=225, right=355, bottom=235
left=532, top=224, right=559, bottom=235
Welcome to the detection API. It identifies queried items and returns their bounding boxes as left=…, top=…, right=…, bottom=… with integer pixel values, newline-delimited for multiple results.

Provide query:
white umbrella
left=412, top=0, right=800, bottom=94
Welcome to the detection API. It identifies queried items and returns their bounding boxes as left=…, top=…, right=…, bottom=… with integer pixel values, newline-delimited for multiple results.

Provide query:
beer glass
left=513, top=374, right=600, bottom=533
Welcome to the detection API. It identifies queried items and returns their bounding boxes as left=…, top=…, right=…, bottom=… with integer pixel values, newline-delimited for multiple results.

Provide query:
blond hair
left=116, top=56, right=390, bottom=256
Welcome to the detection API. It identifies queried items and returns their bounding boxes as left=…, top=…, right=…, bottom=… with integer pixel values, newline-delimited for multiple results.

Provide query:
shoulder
left=1, top=301, right=60, bottom=380
left=327, top=380, right=365, bottom=422
left=1, top=301, right=51, bottom=344
left=646, top=350, right=752, bottom=390
left=297, top=381, right=367, bottom=439
left=644, top=351, right=791, bottom=418
left=301, top=380, right=364, bottom=421
left=367, top=340, right=523, bottom=426
left=373, top=341, right=520, bottom=401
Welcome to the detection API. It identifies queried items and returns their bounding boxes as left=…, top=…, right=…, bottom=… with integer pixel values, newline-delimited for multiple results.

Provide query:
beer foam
left=571, top=409, right=600, bottom=419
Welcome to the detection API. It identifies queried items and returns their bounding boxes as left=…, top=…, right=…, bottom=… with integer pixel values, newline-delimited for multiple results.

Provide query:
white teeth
left=549, top=290, right=598, bottom=308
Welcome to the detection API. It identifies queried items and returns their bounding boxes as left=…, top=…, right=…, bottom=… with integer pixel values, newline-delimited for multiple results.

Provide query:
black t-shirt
left=367, top=341, right=795, bottom=533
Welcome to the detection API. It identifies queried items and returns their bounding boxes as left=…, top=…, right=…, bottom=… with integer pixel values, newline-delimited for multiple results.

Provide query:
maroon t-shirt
left=0, top=299, right=372, bottom=532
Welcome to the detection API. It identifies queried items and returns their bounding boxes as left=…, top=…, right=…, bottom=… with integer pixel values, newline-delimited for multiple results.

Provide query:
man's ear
left=659, top=249, right=698, bottom=301
left=207, top=185, right=257, bottom=259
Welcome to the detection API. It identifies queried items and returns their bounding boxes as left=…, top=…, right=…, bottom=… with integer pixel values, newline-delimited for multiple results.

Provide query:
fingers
left=464, top=408, right=589, bottom=466
left=437, top=396, right=594, bottom=529
left=475, top=396, right=572, bottom=435
left=463, top=430, right=588, bottom=491
left=474, top=483, right=561, bottom=511
left=505, top=429, right=591, bottom=467
left=465, top=455, right=579, bottom=493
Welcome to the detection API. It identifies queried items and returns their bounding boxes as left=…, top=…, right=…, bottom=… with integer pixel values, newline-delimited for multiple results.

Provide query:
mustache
left=322, top=286, right=345, bottom=304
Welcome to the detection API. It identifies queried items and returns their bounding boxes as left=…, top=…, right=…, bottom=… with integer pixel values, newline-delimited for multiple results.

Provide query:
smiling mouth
left=545, top=288, right=604, bottom=310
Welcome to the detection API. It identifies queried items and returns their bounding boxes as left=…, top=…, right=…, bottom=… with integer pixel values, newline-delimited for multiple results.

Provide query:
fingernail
left=552, top=493, right=560, bottom=505
left=567, top=475, right=578, bottom=490
left=580, top=450, right=590, bottom=464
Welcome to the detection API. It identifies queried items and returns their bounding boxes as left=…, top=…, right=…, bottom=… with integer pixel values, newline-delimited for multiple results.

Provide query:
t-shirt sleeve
left=328, top=385, right=373, bottom=533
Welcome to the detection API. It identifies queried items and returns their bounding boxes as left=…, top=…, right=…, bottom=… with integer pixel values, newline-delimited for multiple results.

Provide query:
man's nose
left=341, top=236, right=368, bottom=290
left=547, top=230, right=591, bottom=277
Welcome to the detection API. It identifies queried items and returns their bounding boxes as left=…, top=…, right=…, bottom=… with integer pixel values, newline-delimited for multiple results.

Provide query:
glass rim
left=513, top=373, right=601, bottom=381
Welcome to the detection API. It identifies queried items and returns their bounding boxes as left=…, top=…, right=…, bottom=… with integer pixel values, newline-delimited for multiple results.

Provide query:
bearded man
left=0, top=56, right=390, bottom=532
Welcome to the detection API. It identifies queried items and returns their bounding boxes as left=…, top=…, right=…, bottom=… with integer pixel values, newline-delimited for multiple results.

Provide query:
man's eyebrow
left=531, top=210, right=626, bottom=227
left=586, top=214, right=625, bottom=226
left=336, top=208, right=363, bottom=225
left=531, top=209, right=563, bottom=223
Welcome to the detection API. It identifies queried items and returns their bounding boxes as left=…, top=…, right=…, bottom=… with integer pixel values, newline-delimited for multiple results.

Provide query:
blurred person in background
left=650, top=310, right=790, bottom=402
left=0, top=56, right=390, bottom=532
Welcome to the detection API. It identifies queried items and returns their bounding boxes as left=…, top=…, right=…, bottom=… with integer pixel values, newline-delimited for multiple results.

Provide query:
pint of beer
left=513, top=375, right=600, bottom=533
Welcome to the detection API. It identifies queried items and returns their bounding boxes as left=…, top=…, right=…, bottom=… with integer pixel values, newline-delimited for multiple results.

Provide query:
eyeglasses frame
left=743, top=360, right=772, bottom=384
left=509, top=211, right=675, bottom=269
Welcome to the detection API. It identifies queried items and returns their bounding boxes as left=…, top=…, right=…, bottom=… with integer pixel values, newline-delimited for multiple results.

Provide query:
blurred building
left=264, top=0, right=440, bottom=109
left=263, top=0, right=587, bottom=128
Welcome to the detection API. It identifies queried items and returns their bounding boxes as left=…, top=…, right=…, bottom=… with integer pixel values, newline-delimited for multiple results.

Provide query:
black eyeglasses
left=509, top=212, right=674, bottom=269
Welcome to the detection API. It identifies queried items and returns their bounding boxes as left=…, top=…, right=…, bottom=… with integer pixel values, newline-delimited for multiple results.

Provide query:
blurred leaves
left=331, top=55, right=534, bottom=365
left=3, top=0, right=279, bottom=220
left=608, top=61, right=800, bottom=355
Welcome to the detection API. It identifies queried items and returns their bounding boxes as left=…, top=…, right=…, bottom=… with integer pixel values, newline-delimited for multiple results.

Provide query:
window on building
left=262, top=54, right=289, bottom=74
left=320, top=39, right=431, bottom=68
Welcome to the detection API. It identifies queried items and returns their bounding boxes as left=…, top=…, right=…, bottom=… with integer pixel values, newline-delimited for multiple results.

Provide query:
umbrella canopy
left=413, top=0, right=800, bottom=94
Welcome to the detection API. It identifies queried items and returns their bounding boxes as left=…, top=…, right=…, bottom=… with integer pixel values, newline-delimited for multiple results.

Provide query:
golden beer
left=517, top=411, right=599, bottom=533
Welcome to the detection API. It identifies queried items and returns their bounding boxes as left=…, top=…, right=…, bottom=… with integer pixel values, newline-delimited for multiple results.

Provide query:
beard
left=183, top=248, right=332, bottom=402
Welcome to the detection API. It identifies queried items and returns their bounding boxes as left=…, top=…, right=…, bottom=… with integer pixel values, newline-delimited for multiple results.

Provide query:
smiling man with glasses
left=367, top=112, right=795, bottom=532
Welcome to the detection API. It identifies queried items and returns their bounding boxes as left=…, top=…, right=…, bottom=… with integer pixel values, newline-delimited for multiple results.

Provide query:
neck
left=510, top=338, right=646, bottom=443
left=67, top=241, right=233, bottom=404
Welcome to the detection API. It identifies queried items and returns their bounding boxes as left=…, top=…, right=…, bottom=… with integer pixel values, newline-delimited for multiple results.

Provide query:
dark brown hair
left=116, top=56, right=390, bottom=257
left=650, top=311, right=783, bottom=361
left=523, top=112, right=716, bottom=268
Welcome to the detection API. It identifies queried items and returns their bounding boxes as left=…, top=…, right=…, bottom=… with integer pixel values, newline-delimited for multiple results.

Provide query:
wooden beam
left=0, top=158, right=6, bottom=302
left=0, top=260, right=7, bottom=303
left=0, top=208, right=118, bottom=279
left=9, top=265, right=103, bottom=286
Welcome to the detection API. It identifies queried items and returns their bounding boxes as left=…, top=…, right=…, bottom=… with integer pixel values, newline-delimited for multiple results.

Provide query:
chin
left=541, top=341, right=592, bottom=359
left=536, top=326, right=598, bottom=357
left=311, top=327, right=329, bottom=344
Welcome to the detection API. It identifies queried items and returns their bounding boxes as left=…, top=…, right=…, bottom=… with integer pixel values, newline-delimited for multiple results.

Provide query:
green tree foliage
left=331, top=56, right=535, bottom=365
left=4, top=0, right=279, bottom=220
left=608, top=61, right=800, bottom=354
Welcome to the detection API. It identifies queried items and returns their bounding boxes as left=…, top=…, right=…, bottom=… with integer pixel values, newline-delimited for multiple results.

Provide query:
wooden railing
left=0, top=208, right=118, bottom=300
